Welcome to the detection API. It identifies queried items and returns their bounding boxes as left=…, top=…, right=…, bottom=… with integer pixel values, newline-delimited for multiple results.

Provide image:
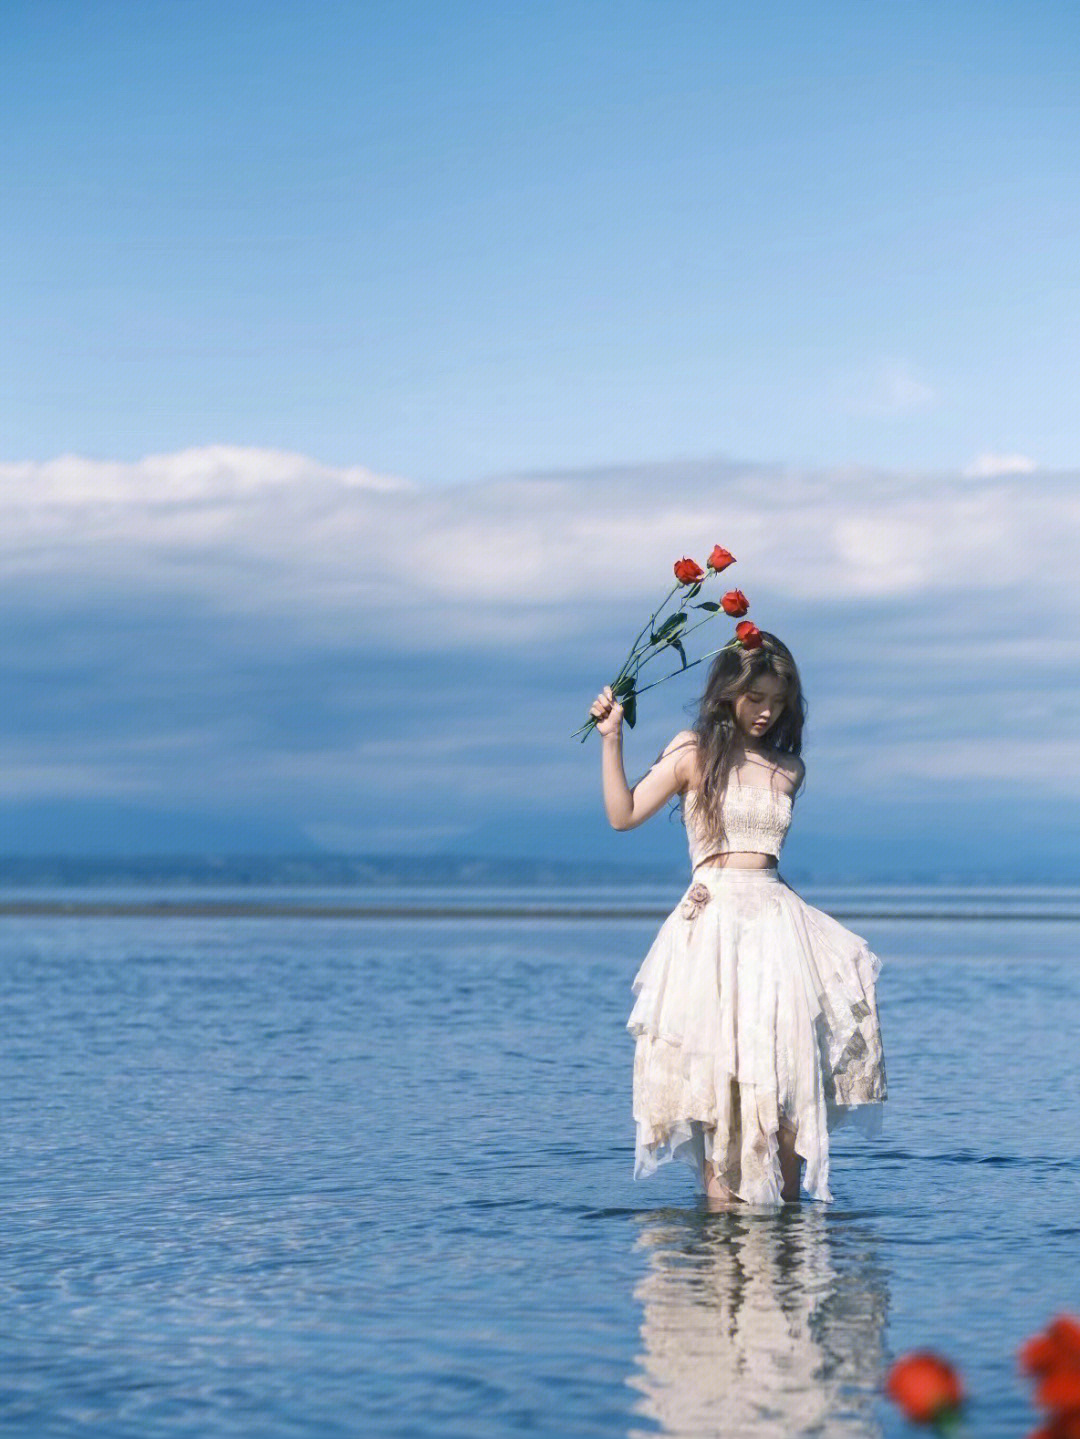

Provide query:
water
left=2, top=875, right=1079, bottom=1437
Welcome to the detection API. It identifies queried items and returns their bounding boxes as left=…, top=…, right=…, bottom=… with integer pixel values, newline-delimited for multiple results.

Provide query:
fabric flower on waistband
left=680, top=882, right=713, bottom=920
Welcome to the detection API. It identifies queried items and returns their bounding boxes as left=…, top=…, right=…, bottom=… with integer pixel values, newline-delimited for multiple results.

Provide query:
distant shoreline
left=1, top=899, right=1077, bottom=922
left=1, top=855, right=1074, bottom=889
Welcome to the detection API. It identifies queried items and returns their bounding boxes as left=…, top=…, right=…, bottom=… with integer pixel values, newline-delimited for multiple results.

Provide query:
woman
left=590, top=629, right=887, bottom=1207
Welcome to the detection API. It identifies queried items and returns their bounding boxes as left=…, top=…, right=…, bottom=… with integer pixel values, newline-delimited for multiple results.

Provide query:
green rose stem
left=632, top=604, right=729, bottom=666
left=572, top=593, right=738, bottom=742
left=571, top=637, right=740, bottom=742
left=930, top=1407, right=966, bottom=1435
left=609, top=580, right=682, bottom=687
left=572, top=579, right=697, bottom=742
left=619, top=638, right=737, bottom=699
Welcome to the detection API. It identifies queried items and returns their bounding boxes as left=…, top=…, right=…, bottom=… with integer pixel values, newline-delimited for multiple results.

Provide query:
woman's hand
left=589, top=685, right=624, bottom=739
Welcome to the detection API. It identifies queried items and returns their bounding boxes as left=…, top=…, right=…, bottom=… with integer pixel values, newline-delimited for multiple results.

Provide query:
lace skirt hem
left=627, top=867, right=887, bottom=1206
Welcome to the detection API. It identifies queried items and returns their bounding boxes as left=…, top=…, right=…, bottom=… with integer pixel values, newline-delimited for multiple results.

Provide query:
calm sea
left=2, top=862, right=1078, bottom=1438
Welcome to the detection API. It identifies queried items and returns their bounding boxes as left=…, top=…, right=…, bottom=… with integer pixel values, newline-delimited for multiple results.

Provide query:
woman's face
left=732, top=673, right=788, bottom=742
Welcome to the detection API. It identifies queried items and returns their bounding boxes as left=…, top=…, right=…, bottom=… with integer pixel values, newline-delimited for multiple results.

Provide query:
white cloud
left=0, top=727, right=245, bottom=800
left=0, top=756, right=156, bottom=800
left=2, top=446, right=1076, bottom=852
left=834, top=358, right=937, bottom=417
left=0, top=446, right=1076, bottom=651
left=962, top=452, right=1038, bottom=478
left=815, top=737, right=1080, bottom=795
left=2, top=444, right=411, bottom=504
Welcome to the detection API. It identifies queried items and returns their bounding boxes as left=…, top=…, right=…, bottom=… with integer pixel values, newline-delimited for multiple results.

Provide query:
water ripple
left=2, top=897, right=1079, bottom=1436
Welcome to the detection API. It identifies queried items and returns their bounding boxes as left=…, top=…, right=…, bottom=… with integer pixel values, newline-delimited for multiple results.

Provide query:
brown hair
left=679, top=631, right=807, bottom=850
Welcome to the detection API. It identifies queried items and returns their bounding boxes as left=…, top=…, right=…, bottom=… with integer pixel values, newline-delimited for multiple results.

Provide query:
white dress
left=627, top=778, right=887, bottom=1205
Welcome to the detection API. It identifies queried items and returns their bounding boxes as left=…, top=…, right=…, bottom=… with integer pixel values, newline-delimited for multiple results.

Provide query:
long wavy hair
left=679, top=631, right=808, bottom=850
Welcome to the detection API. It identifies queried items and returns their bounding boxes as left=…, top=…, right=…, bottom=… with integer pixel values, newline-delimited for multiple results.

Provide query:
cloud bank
left=2, top=445, right=1075, bottom=633
left=1, top=446, right=1077, bottom=864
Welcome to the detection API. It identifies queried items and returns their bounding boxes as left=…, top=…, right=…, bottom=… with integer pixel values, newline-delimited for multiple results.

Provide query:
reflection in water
left=627, top=1205, right=889, bottom=1438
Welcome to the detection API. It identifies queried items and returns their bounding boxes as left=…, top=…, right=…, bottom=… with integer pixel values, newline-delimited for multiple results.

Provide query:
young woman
left=590, top=630, right=887, bottom=1207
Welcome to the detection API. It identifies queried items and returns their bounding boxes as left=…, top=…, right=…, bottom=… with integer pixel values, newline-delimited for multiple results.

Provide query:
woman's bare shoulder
left=657, top=730, right=701, bottom=791
left=771, top=750, right=805, bottom=794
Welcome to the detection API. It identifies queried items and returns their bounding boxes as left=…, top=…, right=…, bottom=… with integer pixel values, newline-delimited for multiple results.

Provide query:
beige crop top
left=684, top=781, right=794, bottom=866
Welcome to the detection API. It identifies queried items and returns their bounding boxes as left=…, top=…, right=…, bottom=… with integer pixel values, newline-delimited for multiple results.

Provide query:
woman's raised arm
left=589, top=690, right=697, bottom=831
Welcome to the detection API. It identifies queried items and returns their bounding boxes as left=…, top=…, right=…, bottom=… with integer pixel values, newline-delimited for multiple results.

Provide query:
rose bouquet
left=572, top=544, right=762, bottom=741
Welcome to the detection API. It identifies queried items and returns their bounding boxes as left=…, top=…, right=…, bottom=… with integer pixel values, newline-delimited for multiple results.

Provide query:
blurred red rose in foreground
left=1028, top=1413, right=1080, bottom=1439
left=885, top=1352, right=965, bottom=1424
left=1021, top=1314, right=1080, bottom=1437
left=1021, top=1315, right=1080, bottom=1379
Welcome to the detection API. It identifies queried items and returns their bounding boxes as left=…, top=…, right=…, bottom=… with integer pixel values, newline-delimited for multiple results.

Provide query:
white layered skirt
left=627, top=866, right=887, bottom=1206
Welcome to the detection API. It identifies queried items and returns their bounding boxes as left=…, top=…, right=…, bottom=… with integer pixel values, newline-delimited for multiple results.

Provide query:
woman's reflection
left=627, top=1204, right=889, bottom=1438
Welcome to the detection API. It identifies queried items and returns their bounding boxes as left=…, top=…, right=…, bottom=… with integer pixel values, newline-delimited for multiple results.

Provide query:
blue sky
left=2, top=2, right=1078, bottom=877
left=6, top=0, right=1080, bottom=478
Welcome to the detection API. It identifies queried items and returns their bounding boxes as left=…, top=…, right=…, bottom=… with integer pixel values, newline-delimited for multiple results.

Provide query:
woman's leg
left=701, top=1123, right=743, bottom=1202
left=704, top=1131, right=801, bottom=1202
left=778, top=1117, right=802, bottom=1201
left=703, top=1156, right=741, bottom=1202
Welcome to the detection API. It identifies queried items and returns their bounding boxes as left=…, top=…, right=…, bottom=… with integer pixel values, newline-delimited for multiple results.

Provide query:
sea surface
left=2, top=864, right=1079, bottom=1438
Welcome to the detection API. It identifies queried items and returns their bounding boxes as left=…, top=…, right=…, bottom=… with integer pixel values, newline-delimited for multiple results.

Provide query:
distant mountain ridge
left=0, top=853, right=683, bottom=889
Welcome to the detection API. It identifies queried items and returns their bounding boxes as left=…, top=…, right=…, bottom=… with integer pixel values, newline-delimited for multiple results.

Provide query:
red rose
left=885, top=1353, right=965, bottom=1424
left=1022, top=1315, right=1080, bottom=1427
left=707, top=545, right=735, bottom=573
left=721, top=589, right=749, bottom=617
left=673, top=557, right=705, bottom=585
left=735, top=620, right=762, bottom=649
left=1039, top=1368, right=1080, bottom=1411
left=1022, top=1317, right=1080, bottom=1377
left=1029, top=1415, right=1080, bottom=1439
left=1047, top=1315, right=1080, bottom=1365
